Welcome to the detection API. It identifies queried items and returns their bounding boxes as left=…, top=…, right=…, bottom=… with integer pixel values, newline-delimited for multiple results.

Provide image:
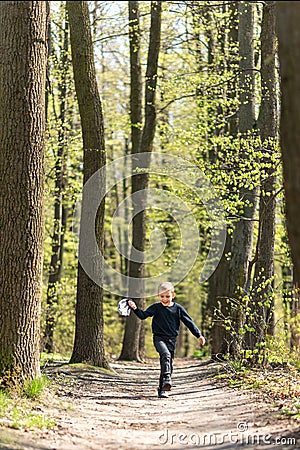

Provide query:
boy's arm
left=128, top=300, right=156, bottom=320
left=179, top=305, right=205, bottom=342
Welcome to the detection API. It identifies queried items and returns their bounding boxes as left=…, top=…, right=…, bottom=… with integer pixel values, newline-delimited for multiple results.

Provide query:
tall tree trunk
left=277, top=2, right=300, bottom=288
left=228, top=1, right=257, bottom=358
left=0, top=1, right=47, bottom=382
left=119, top=0, right=161, bottom=361
left=247, top=1, right=277, bottom=352
left=45, top=1, right=51, bottom=123
left=202, top=4, right=223, bottom=354
left=43, top=12, right=69, bottom=354
left=289, top=272, right=300, bottom=351
left=119, top=1, right=143, bottom=361
left=207, top=1, right=238, bottom=357
left=291, top=276, right=300, bottom=349
left=67, top=1, right=109, bottom=368
left=120, top=137, right=130, bottom=282
left=209, top=236, right=232, bottom=357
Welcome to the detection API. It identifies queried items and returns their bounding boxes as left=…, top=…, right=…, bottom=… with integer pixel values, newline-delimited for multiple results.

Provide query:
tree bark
left=276, top=2, right=300, bottom=288
left=119, top=1, right=144, bottom=361
left=290, top=271, right=300, bottom=348
left=228, top=1, right=257, bottom=357
left=247, top=1, right=277, bottom=352
left=67, top=1, right=109, bottom=368
left=0, top=1, right=47, bottom=382
left=119, top=1, right=161, bottom=361
left=207, top=1, right=238, bottom=357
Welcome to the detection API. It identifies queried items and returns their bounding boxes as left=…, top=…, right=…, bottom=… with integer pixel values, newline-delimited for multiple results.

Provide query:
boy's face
left=158, top=289, right=175, bottom=306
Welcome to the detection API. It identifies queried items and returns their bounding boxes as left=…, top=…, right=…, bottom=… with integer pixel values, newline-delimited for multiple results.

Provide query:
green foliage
left=212, top=272, right=281, bottom=364
left=282, top=403, right=300, bottom=421
left=0, top=390, right=9, bottom=416
left=220, top=361, right=300, bottom=422
left=41, top=1, right=293, bottom=366
left=42, top=1, right=82, bottom=356
left=0, top=380, right=56, bottom=431
left=22, top=375, right=51, bottom=399
left=40, top=352, right=70, bottom=367
left=193, top=346, right=210, bottom=360
left=10, top=409, right=56, bottom=430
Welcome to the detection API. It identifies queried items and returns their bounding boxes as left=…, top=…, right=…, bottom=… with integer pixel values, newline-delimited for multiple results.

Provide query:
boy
left=128, top=282, right=205, bottom=398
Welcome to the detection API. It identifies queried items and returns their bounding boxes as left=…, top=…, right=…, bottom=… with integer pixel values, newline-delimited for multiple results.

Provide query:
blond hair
left=158, top=281, right=175, bottom=293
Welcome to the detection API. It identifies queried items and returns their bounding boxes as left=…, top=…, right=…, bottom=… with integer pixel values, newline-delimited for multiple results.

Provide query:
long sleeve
left=133, top=303, right=157, bottom=320
left=179, top=305, right=201, bottom=338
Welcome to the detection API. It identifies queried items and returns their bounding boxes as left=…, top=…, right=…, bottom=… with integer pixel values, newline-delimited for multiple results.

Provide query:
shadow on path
left=0, top=358, right=299, bottom=450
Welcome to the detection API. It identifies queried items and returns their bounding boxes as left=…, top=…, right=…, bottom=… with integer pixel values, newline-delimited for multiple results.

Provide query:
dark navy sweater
left=133, top=302, right=201, bottom=338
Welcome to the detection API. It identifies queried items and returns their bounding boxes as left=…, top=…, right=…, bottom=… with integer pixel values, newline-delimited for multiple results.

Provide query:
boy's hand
left=198, top=335, right=206, bottom=346
left=128, top=300, right=137, bottom=310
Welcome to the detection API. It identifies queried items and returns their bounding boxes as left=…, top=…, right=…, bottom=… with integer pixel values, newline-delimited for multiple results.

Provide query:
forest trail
left=0, top=358, right=299, bottom=450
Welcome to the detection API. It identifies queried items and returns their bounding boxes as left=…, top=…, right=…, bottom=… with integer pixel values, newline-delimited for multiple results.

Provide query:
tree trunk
left=247, top=1, right=277, bottom=352
left=291, top=276, right=300, bottom=349
left=119, top=1, right=161, bottom=361
left=0, top=1, right=47, bottom=382
left=228, top=1, right=257, bottom=358
left=209, top=236, right=232, bottom=357
left=67, top=1, right=109, bottom=368
left=45, top=1, right=51, bottom=122
left=207, top=1, right=238, bottom=357
left=119, top=1, right=144, bottom=361
left=44, top=13, right=69, bottom=354
left=276, top=2, right=300, bottom=288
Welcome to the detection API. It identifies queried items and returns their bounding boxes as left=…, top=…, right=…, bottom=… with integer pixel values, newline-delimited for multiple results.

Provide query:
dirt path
left=0, top=358, right=299, bottom=450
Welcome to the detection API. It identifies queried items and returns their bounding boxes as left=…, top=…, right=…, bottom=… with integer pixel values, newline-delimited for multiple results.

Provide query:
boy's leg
left=154, top=336, right=176, bottom=391
left=170, top=347, right=175, bottom=376
left=154, top=336, right=171, bottom=390
left=167, top=340, right=176, bottom=389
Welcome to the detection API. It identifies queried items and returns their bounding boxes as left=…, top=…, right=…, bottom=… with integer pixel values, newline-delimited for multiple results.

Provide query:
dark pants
left=153, top=335, right=176, bottom=390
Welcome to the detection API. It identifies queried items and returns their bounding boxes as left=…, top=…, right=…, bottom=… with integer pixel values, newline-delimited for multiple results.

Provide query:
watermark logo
left=157, top=424, right=297, bottom=447
left=73, top=152, right=227, bottom=297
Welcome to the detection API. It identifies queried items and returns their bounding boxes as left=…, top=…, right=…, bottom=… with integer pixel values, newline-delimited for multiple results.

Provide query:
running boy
left=128, top=282, right=205, bottom=398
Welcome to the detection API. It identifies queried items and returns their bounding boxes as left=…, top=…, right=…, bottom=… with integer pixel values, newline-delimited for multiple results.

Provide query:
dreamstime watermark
left=73, top=152, right=227, bottom=297
left=157, top=423, right=297, bottom=447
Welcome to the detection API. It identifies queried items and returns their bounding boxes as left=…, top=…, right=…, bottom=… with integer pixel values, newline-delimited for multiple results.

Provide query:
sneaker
left=162, top=377, right=172, bottom=391
left=158, top=389, right=169, bottom=398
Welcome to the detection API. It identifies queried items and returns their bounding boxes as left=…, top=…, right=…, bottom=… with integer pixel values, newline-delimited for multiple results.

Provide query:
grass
left=23, top=375, right=51, bottom=399
left=0, top=374, right=57, bottom=431
left=216, top=358, right=300, bottom=422
left=40, top=351, right=70, bottom=369
left=10, top=408, right=56, bottom=430
left=0, top=390, right=10, bottom=416
left=0, top=354, right=116, bottom=434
